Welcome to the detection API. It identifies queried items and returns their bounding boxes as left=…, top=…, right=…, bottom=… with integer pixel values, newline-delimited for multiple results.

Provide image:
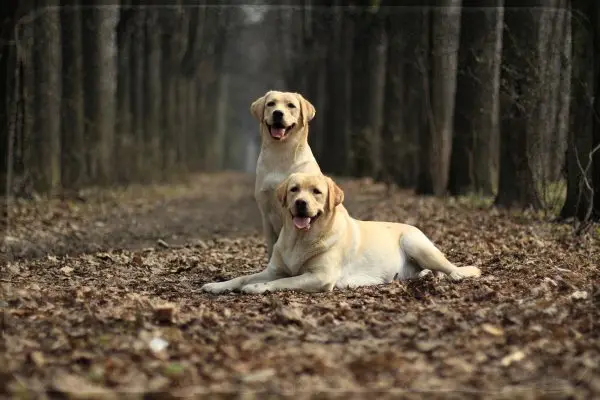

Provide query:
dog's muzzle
left=291, top=200, right=321, bottom=231
left=267, top=112, right=295, bottom=140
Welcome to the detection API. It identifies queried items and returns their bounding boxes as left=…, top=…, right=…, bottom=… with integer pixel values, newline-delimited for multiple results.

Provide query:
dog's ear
left=326, top=176, right=344, bottom=211
left=276, top=177, right=289, bottom=208
left=295, top=93, right=316, bottom=126
left=250, top=92, right=270, bottom=121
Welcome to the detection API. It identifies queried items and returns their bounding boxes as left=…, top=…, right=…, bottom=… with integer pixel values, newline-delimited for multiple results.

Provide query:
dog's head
left=276, top=173, right=344, bottom=232
left=250, top=90, right=316, bottom=142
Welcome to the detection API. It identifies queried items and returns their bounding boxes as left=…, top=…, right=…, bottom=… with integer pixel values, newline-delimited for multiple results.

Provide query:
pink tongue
left=271, top=128, right=285, bottom=138
left=293, top=217, right=311, bottom=230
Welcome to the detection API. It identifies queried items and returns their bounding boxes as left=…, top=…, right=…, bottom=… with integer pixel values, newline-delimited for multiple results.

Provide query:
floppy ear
left=250, top=92, right=269, bottom=122
left=326, top=177, right=344, bottom=211
left=276, top=177, right=289, bottom=207
left=295, top=93, right=316, bottom=126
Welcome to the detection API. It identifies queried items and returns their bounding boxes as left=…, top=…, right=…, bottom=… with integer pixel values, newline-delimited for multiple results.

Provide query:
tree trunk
left=129, top=7, right=145, bottom=180
left=61, top=0, right=86, bottom=190
left=595, top=2, right=600, bottom=217
left=115, top=0, right=134, bottom=183
left=381, top=5, right=409, bottom=186
left=143, top=9, right=162, bottom=182
left=448, top=1, right=503, bottom=196
left=350, top=5, right=384, bottom=178
left=416, top=1, right=462, bottom=196
left=0, top=2, right=20, bottom=195
left=561, top=0, right=598, bottom=219
left=534, top=1, right=570, bottom=202
left=322, top=1, right=349, bottom=175
left=495, top=1, right=543, bottom=209
left=29, top=0, right=62, bottom=193
left=82, top=2, right=119, bottom=185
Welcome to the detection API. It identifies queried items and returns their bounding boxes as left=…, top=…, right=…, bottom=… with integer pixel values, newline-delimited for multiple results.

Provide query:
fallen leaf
left=501, top=350, right=525, bottom=367
left=240, top=368, right=276, bottom=383
left=481, top=323, right=504, bottom=337
left=148, top=337, right=168, bottom=354
left=52, top=372, right=116, bottom=399
left=570, top=291, right=588, bottom=300
left=29, top=351, right=45, bottom=367
left=60, top=266, right=74, bottom=275
left=153, top=302, right=177, bottom=323
left=156, top=239, right=170, bottom=248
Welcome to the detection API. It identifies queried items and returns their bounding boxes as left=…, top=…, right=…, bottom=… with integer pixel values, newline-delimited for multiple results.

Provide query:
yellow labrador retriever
left=251, top=91, right=321, bottom=259
left=202, top=173, right=481, bottom=294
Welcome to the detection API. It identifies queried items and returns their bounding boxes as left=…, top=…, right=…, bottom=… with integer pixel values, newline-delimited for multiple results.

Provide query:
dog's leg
left=241, top=273, right=333, bottom=294
left=262, top=216, right=278, bottom=259
left=401, top=230, right=481, bottom=281
left=202, top=268, right=278, bottom=294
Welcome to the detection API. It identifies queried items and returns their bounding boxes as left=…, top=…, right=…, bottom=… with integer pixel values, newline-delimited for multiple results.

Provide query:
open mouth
left=267, top=122, right=295, bottom=140
left=291, top=211, right=322, bottom=231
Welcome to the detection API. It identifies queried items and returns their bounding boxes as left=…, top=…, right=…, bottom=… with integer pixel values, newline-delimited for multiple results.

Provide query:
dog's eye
left=312, top=188, right=322, bottom=195
left=266, top=101, right=275, bottom=107
left=287, top=103, right=296, bottom=108
left=290, top=186, right=299, bottom=193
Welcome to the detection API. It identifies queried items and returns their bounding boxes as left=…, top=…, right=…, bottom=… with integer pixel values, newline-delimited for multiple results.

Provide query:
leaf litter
left=1, top=172, right=599, bottom=398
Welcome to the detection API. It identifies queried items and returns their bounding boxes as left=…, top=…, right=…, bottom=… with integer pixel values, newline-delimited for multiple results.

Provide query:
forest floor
left=1, top=172, right=599, bottom=399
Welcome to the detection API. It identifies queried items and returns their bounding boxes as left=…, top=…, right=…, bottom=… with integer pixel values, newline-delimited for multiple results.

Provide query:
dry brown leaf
left=52, top=372, right=116, bottom=400
left=481, top=323, right=505, bottom=336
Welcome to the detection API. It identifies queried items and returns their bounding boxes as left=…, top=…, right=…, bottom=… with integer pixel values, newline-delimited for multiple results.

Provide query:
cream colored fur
left=202, top=173, right=481, bottom=294
left=251, top=91, right=321, bottom=259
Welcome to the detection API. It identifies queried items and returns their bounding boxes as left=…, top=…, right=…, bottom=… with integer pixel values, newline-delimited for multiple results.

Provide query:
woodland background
left=1, top=2, right=599, bottom=397
left=0, top=1, right=599, bottom=224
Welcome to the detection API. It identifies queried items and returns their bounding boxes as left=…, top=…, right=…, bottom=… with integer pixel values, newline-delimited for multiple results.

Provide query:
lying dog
left=202, top=173, right=481, bottom=294
left=251, top=91, right=322, bottom=259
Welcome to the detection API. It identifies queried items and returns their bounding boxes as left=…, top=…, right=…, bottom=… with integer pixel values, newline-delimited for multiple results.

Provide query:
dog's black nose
left=295, top=199, right=307, bottom=210
left=272, top=110, right=283, bottom=119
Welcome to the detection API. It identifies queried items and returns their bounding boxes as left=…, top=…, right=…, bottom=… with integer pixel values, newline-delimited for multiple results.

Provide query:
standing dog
left=202, top=173, right=481, bottom=294
left=251, top=91, right=321, bottom=259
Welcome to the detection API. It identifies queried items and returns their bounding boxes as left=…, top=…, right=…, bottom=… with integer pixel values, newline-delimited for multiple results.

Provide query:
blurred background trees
left=0, top=1, right=599, bottom=223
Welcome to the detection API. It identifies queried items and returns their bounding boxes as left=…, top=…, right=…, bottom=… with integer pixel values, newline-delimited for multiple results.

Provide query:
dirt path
left=1, top=172, right=599, bottom=398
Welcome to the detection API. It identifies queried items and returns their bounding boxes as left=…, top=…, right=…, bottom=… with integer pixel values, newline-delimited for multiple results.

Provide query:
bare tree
left=495, top=3, right=543, bottom=209
left=27, top=0, right=62, bottom=193
left=115, top=1, right=134, bottom=183
left=60, top=0, right=86, bottom=190
left=449, top=1, right=503, bottom=196
left=381, top=6, right=415, bottom=187
left=143, top=8, right=162, bottom=181
left=350, top=4, right=385, bottom=178
left=416, top=1, right=462, bottom=196
left=82, top=2, right=119, bottom=185
left=561, top=0, right=598, bottom=221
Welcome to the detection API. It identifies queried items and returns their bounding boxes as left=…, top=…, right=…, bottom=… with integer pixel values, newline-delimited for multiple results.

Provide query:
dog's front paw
left=241, top=282, right=270, bottom=294
left=202, top=281, right=233, bottom=294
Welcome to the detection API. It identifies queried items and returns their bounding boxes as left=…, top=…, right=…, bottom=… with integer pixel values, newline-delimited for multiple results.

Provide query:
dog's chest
left=257, top=171, right=287, bottom=195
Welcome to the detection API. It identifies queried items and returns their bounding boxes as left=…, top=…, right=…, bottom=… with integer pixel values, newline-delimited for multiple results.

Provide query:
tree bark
left=143, top=9, right=162, bottom=182
left=495, top=1, right=543, bottom=209
left=60, top=0, right=86, bottom=190
left=128, top=7, right=145, bottom=180
left=350, top=5, right=384, bottom=178
left=82, top=2, right=119, bottom=185
left=416, top=1, right=462, bottom=196
left=0, top=2, right=20, bottom=195
left=29, top=0, right=62, bottom=193
left=322, top=1, right=349, bottom=175
left=115, top=0, right=134, bottom=183
left=381, top=5, right=409, bottom=186
left=561, top=0, right=598, bottom=220
left=449, top=1, right=503, bottom=196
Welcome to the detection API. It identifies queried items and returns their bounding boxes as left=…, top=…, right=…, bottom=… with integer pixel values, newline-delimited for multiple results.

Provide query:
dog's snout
left=272, top=110, right=283, bottom=119
left=295, top=199, right=307, bottom=210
